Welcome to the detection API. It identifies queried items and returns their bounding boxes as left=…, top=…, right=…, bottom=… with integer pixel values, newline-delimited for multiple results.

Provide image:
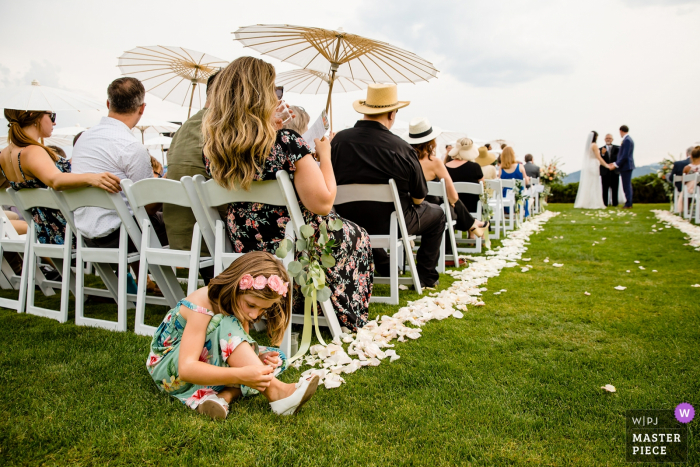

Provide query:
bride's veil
left=574, top=131, right=597, bottom=207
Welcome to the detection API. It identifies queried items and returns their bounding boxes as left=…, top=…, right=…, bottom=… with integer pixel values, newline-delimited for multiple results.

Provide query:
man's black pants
left=374, top=201, right=446, bottom=287
left=602, top=173, right=620, bottom=206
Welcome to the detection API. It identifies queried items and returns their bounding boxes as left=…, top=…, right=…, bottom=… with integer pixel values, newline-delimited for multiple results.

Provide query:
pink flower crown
left=239, top=274, right=289, bottom=297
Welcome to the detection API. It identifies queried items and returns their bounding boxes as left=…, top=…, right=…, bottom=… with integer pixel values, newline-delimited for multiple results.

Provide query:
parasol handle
left=325, top=63, right=339, bottom=114
left=187, top=81, right=197, bottom=119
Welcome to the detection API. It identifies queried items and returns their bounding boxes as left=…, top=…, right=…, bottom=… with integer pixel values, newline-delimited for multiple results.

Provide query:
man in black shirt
left=331, top=84, right=446, bottom=287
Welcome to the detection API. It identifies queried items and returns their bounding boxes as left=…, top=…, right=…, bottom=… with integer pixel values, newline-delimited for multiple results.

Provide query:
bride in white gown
left=574, top=131, right=608, bottom=209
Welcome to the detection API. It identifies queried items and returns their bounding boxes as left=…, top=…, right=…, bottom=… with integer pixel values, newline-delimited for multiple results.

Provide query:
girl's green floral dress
left=147, top=299, right=287, bottom=410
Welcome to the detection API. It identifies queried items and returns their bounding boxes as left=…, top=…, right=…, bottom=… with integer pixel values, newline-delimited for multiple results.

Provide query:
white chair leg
left=437, top=234, right=445, bottom=274
left=135, top=221, right=155, bottom=336
left=115, top=226, right=128, bottom=332
left=25, top=229, right=37, bottom=315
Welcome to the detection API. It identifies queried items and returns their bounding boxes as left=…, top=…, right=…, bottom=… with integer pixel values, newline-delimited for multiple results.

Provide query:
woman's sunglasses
left=45, top=112, right=56, bottom=123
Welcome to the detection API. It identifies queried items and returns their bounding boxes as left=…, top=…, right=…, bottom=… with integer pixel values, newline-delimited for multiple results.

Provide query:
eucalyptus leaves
left=274, top=217, right=344, bottom=361
left=275, top=218, right=343, bottom=302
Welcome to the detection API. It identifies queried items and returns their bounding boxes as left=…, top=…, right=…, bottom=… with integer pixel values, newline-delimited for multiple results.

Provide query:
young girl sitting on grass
left=147, top=251, right=320, bottom=419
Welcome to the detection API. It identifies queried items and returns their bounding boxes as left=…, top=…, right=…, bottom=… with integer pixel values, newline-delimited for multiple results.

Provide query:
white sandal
left=196, top=394, right=229, bottom=420
left=269, top=375, right=320, bottom=416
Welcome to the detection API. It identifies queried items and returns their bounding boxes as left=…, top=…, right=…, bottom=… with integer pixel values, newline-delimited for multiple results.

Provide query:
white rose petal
left=584, top=292, right=591, bottom=296
left=614, top=286, right=627, bottom=291
left=601, top=384, right=616, bottom=393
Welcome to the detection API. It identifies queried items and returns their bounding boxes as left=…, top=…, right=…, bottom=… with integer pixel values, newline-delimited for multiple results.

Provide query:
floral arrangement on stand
left=480, top=187, right=493, bottom=249
left=656, top=153, right=680, bottom=208
left=275, top=218, right=344, bottom=361
left=539, top=156, right=566, bottom=185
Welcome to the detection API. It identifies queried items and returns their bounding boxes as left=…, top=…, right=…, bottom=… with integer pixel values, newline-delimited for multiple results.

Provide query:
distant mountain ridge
left=562, top=163, right=660, bottom=184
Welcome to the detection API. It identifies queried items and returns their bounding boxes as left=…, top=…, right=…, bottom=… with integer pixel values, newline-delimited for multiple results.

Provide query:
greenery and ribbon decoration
left=480, top=187, right=493, bottom=249
left=539, top=185, right=551, bottom=211
left=275, top=218, right=343, bottom=362
left=656, top=153, right=680, bottom=209
left=513, top=180, right=529, bottom=227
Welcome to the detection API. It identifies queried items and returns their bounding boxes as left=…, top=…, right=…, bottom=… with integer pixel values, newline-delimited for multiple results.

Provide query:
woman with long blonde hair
left=0, top=109, right=120, bottom=244
left=147, top=251, right=320, bottom=419
left=498, top=146, right=530, bottom=218
left=202, top=57, right=373, bottom=331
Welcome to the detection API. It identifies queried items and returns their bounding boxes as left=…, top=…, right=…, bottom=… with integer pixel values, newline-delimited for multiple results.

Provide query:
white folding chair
left=0, top=192, right=32, bottom=312
left=681, top=173, right=698, bottom=220
left=9, top=187, right=74, bottom=322
left=484, top=179, right=504, bottom=239
left=529, top=177, right=540, bottom=214
left=122, top=178, right=215, bottom=336
left=421, top=180, right=458, bottom=273
left=335, top=180, right=422, bottom=305
left=183, top=171, right=343, bottom=356
left=500, top=179, right=516, bottom=231
left=54, top=187, right=177, bottom=331
left=452, top=182, right=484, bottom=255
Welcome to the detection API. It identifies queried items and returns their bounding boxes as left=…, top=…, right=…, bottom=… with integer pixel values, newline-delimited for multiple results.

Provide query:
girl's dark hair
left=591, top=131, right=598, bottom=144
left=207, top=251, right=291, bottom=346
left=411, top=139, right=437, bottom=161
left=3, top=109, right=58, bottom=161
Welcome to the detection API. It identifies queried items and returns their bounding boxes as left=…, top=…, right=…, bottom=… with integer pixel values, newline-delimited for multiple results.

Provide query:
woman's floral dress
left=147, top=299, right=287, bottom=409
left=203, top=130, right=374, bottom=331
left=0, top=151, right=71, bottom=244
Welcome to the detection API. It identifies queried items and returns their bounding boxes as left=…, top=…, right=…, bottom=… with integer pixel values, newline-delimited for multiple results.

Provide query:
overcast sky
left=1, top=0, right=699, bottom=171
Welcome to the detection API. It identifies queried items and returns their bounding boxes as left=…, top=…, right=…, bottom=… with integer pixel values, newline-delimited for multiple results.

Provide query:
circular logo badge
left=675, top=403, right=695, bottom=424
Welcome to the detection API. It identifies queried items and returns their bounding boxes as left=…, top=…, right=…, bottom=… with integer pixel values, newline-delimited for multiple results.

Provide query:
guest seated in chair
left=0, top=109, right=121, bottom=246
left=404, top=121, right=488, bottom=242
left=72, top=77, right=168, bottom=251
left=331, top=84, right=446, bottom=288
left=446, top=139, right=489, bottom=213
left=163, top=71, right=219, bottom=284
left=498, top=147, right=530, bottom=218
left=202, top=57, right=373, bottom=332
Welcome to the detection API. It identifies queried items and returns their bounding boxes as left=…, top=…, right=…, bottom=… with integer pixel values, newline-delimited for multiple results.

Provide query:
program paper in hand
left=301, top=110, right=330, bottom=152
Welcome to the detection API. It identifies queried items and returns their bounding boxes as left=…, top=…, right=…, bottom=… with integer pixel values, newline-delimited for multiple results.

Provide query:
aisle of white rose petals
left=652, top=210, right=700, bottom=251
left=295, top=210, right=560, bottom=389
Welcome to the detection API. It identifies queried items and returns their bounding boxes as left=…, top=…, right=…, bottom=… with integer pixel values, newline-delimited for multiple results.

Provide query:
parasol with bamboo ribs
left=118, top=46, right=227, bottom=118
left=233, top=24, right=439, bottom=113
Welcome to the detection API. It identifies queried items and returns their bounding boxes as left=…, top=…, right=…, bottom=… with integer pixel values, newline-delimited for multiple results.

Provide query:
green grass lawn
left=0, top=204, right=697, bottom=466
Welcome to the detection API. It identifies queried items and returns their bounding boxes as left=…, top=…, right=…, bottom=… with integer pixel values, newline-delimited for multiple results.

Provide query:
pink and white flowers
left=239, top=274, right=289, bottom=296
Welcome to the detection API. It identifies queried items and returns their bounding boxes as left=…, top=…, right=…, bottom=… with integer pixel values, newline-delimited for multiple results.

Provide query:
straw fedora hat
left=402, top=117, right=442, bottom=145
left=353, top=83, right=410, bottom=115
left=448, top=137, right=479, bottom=161
left=475, top=146, right=497, bottom=166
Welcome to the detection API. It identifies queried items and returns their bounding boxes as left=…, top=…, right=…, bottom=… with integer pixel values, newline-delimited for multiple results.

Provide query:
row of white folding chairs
left=124, top=171, right=346, bottom=356
left=674, top=173, right=699, bottom=222
left=1, top=185, right=180, bottom=328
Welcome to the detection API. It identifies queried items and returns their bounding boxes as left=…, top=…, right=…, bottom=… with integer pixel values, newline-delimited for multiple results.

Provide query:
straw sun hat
left=353, top=83, right=410, bottom=115
left=448, top=137, right=479, bottom=161
left=402, top=117, right=442, bottom=145
left=475, top=146, right=497, bottom=167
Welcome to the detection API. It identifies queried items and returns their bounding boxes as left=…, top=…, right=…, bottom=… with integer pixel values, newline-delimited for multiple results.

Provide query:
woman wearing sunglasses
left=0, top=109, right=121, bottom=245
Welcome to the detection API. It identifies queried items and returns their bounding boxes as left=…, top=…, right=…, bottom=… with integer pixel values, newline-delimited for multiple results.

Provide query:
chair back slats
left=500, top=179, right=515, bottom=189
left=196, top=177, right=286, bottom=207
left=334, top=184, right=394, bottom=204
left=121, top=178, right=193, bottom=208
left=453, top=182, right=484, bottom=196
left=11, top=187, right=62, bottom=212
left=426, top=181, right=444, bottom=198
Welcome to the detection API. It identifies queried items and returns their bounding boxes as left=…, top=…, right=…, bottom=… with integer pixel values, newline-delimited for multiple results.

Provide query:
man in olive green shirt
left=162, top=73, right=218, bottom=281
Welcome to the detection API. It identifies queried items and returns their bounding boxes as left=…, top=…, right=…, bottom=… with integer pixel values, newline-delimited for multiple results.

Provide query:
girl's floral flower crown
left=239, top=274, right=289, bottom=297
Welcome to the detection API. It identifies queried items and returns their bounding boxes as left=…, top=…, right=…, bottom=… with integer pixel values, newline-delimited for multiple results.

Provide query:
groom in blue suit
left=609, top=125, right=635, bottom=208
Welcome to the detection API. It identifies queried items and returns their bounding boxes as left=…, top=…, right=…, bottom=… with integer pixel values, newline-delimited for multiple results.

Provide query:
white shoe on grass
left=269, top=375, right=320, bottom=416
left=196, top=394, right=229, bottom=420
